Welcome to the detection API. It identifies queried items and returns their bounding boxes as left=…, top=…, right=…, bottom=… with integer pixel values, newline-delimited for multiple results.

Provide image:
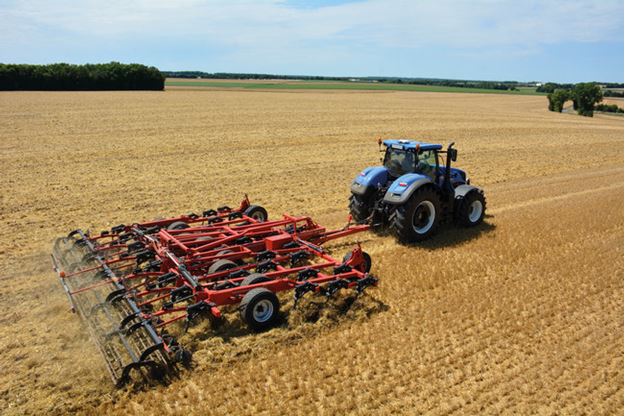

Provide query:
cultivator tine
left=354, top=274, right=378, bottom=295
left=293, top=281, right=318, bottom=308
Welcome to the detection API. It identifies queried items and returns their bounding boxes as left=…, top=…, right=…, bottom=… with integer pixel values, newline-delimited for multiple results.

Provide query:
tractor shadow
left=421, top=217, right=496, bottom=249
left=374, top=216, right=497, bottom=250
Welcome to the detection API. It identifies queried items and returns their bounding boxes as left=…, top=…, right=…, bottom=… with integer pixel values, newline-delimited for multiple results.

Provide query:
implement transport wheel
left=391, top=187, right=441, bottom=243
left=240, top=273, right=270, bottom=286
left=167, top=221, right=189, bottom=231
left=208, top=259, right=237, bottom=274
left=348, top=195, right=371, bottom=224
left=343, top=251, right=372, bottom=273
left=244, top=205, right=268, bottom=222
left=239, top=288, right=280, bottom=331
left=455, top=191, right=486, bottom=227
left=217, top=250, right=245, bottom=266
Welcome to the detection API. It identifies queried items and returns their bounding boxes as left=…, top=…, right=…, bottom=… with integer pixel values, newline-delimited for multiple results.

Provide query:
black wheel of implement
left=239, top=288, right=280, bottom=331
left=244, top=205, right=268, bottom=222
left=240, top=273, right=270, bottom=286
left=208, top=259, right=237, bottom=274
left=455, top=190, right=486, bottom=227
left=391, top=187, right=441, bottom=243
left=167, top=221, right=189, bottom=231
left=217, top=250, right=245, bottom=266
left=348, top=194, right=371, bottom=224
left=342, top=251, right=372, bottom=273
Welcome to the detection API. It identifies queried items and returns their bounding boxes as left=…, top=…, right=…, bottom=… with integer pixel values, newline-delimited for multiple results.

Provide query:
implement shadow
left=204, top=291, right=389, bottom=344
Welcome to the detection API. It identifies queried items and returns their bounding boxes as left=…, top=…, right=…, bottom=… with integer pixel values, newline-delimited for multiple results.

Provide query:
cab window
left=415, top=150, right=436, bottom=178
left=384, top=148, right=415, bottom=177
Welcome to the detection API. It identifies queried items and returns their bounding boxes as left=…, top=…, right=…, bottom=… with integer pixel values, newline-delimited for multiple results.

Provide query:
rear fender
left=382, top=174, right=432, bottom=205
left=454, top=184, right=481, bottom=199
left=351, top=166, right=388, bottom=196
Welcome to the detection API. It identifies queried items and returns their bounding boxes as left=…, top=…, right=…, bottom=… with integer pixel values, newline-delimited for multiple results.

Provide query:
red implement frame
left=51, top=198, right=375, bottom=386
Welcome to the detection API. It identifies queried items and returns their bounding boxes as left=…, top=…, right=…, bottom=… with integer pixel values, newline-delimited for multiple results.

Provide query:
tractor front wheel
left=391, top=187, right=441, bottom=243
left=455, top=191, right=486, bottom=227
left=349, top=194, right=371, bottom=224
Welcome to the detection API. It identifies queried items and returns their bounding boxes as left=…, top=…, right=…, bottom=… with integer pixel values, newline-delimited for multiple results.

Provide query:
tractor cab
left=380, top=139, right=466, bottom=189
left=382, top=139, right=441, bottom=180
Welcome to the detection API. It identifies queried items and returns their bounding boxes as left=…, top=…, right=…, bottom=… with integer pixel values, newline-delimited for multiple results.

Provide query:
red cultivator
left=51, top=197, right=376, bottom=386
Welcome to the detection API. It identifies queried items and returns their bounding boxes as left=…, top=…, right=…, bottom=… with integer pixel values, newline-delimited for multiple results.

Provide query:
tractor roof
left=383, top=139, right=442, bottom=151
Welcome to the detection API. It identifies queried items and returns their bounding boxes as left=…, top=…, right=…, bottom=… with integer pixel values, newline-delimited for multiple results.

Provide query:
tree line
left=547, top=83, right=606, bottom=117
left=0, top=62, right=164, bottom=90
left=162, top=71, right=521, bottom=91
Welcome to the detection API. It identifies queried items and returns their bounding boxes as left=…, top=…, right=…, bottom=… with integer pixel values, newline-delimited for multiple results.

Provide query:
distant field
left=603, top=97, right=624, bottom=109
left=166, top=78, right=545, bottom=95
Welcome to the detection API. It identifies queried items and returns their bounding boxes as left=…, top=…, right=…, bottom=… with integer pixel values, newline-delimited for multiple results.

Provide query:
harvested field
left=602, top=97, right=624, bottom=109
left=0, top=89, right=623, bottom=415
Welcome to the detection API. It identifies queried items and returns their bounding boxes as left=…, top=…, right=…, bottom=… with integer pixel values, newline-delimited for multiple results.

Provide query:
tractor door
left=415, top=150, right=438, bottom=181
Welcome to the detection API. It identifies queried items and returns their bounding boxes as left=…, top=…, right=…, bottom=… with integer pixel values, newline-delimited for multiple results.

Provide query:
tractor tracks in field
left=485, top=165, right=623, bottom=216
left=489, top=182, right=624, bottom=215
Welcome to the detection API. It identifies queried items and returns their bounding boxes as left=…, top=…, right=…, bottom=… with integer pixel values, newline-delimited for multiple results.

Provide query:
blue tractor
left=349, top=139, right=486, bottom=243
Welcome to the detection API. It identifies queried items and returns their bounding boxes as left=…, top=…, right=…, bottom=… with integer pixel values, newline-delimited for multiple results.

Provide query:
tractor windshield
left=384, top=148, right=415, bottom=177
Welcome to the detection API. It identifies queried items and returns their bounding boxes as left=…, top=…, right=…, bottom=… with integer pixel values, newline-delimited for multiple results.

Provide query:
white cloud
left=0, top=0, right=622, bottom=74
left=1, top=0, right=622, bottom=45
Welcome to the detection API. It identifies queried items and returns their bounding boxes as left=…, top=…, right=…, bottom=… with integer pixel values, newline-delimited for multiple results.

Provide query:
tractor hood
left=383, top=173, right=432, bottom=204
left=439, top=167, right=467, bottom=184
left=350, top=166, right=389, bottom=196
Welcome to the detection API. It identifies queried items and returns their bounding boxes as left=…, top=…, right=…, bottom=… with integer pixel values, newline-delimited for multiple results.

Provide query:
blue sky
left=0, top=0, right=622, bottom=82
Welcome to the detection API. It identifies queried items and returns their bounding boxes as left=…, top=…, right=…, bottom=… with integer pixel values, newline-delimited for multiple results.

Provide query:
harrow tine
left=293, top=281, right=318, bottom=309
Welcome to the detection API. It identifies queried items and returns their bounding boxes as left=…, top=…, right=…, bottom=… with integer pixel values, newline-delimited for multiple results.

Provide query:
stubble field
left=0, top=88, right=623, bottom=415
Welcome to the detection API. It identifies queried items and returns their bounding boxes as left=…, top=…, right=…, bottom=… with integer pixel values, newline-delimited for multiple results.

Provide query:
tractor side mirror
left=449, top=148, right=458, bottom=162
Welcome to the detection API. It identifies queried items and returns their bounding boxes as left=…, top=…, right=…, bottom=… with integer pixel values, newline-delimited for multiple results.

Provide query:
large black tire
left=349, top=194, right=371, bottom=224
left=240, top=273, right=270, bottom=286
left=455, top=190, right=486, bottom=227
left=342, top=251, right=372, bottom=273
left=208, top=259, right=237, bottom=274
left=244, top=205, right=268, bottom=222
left=167, top=221, right=189, bottom=231
left=391, top=187, right=442, bottom=243
left=239, top=288, right=280, bottom=331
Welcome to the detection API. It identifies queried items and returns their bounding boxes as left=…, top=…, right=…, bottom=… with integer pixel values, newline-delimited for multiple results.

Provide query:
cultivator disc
left=51, top=197, right=377, bottom=386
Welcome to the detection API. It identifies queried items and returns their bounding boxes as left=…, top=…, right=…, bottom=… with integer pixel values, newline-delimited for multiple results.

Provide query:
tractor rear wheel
left=455, top=191, right=486, bottom=227
left=349, top=195, right=371, bottom=224
left=239, top=288, right=280, bottom=331
left=391, top=187, right=441, bottom=243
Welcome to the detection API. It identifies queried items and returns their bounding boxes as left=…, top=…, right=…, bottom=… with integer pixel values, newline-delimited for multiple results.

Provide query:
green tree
left=571, top=83, right=603, bottom=117
left=547, top=89, right=570, bottom=112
